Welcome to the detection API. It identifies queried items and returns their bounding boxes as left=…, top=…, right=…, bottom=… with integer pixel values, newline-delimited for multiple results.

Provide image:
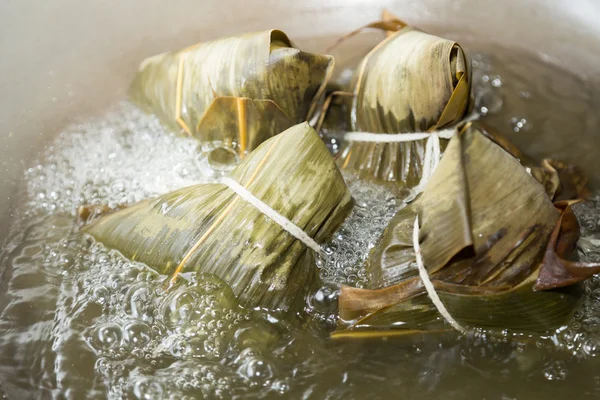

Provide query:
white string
left=413, top=216, right=466, bottom=333
left=220, top=177, right=324, bottom=255
left=344, top=129, right=455, bottom=142
left=344, top=128, right=455, bottom=194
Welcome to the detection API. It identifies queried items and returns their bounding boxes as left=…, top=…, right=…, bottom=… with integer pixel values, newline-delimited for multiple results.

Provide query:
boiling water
left=1, top=47, right=600, bottom=400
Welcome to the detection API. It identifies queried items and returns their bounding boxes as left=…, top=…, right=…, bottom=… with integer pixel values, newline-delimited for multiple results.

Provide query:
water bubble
left=319, top=177, right=400, bottom=287
left=91, top=284, right=110, bottom=305
left=112, top=179, right=126, bottom=193
left=106, top=272, right=124, bottom=290
left=23, top=102, right=211, bottom=215
left=582, top=337, right=600, bottom=357
left=476, top=87, right=504, bottom=115
left=186, top=335, right=210, bottom=358
left=169, top=338, right=190, bottom=358
left=123, top=321, right=152, bottom=348
left=271, top=379, right=290, bottom=394
left=95, top=323, right=123, bottom=350
left=309, top=284, right=339, bottom=315
left=133, top=378, right=164, bottom=400
left=161, top=290, right=198, bottom=329
left=194, top=273, right=237, bottom=309
left=237, top=354, right=276, bottom=383
left=202, top=337, right=224, bottom=358
left=125, top=283, right=155, bottom=322
left=509, top=117, right=531, bottom=133
left=543, top=361, right=568, bottom=381
left=206, top=146, right=238, bottom=171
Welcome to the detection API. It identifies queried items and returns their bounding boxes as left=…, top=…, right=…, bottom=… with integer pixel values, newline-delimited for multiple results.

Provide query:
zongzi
left=319, top=12, right=472, bottom=187
left=83, top=123, right=354, bottom=312
left=336, top=123, right=600, bottom=338
left=130, top=30, right=334, bottom=157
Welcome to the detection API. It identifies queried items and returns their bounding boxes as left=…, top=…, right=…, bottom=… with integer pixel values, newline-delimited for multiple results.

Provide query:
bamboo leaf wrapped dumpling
left=83, top=123, right=354, bottom=312
left=130, top=30, right=334, bottom=156
left=335, top=123, right=600, bottom=338
left=330, top=14, right=472, bottom=187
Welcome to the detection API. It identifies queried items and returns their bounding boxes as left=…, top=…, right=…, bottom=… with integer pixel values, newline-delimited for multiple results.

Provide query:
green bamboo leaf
left=195, top=97, right=293, bottom=158
left=129, top=30, right=334, bottom=155
left=337, top=123, right=595, bottom=337
left=333, top=16, right=472, bottom=186
left=336, top=282, right=582, bottom=336
left=84, top=123, right=354, bottom=312
left=351, top=27, right=471, bottom=133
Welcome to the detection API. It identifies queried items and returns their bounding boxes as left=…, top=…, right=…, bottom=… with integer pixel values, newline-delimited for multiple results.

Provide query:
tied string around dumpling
left=412, top=216, right=466, bottom=334
left=344, top=129, right=455, bottom=195
left=344, top=128, right=469, bottom=333
left=168, top=175, right=325, bottom=287
left=345, top=121, right=487, bottom=334
left=219, top=177, right=324, bottom=255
